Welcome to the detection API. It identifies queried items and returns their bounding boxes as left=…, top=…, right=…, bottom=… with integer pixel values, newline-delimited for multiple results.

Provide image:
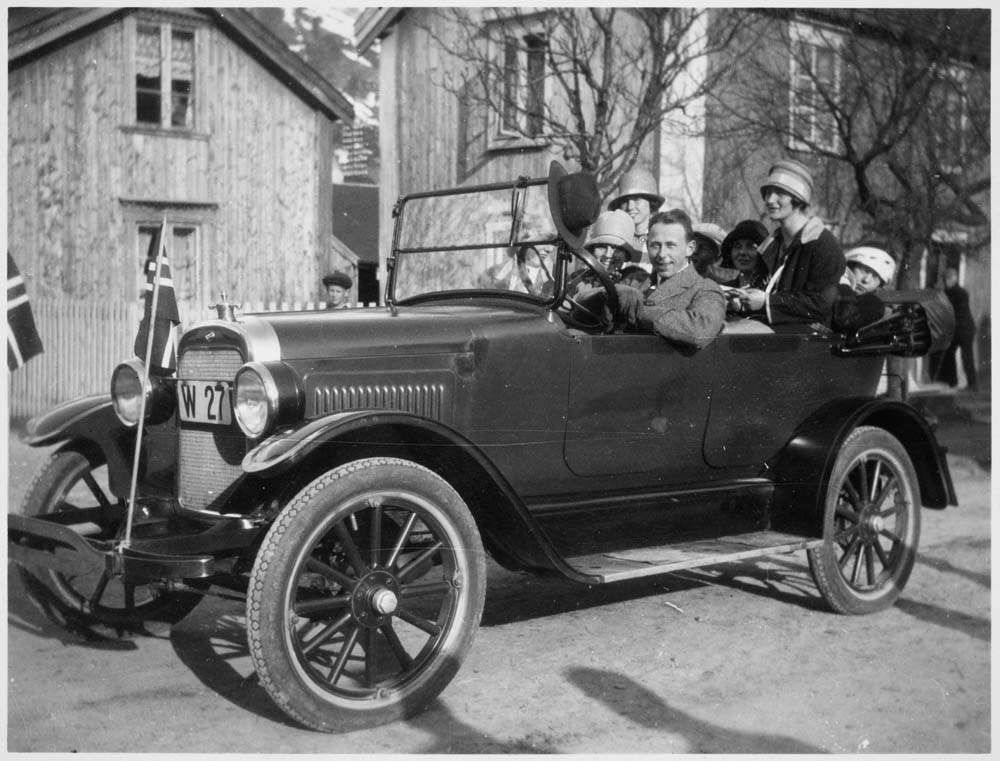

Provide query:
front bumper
left=8, top=509, right=261, bottom=584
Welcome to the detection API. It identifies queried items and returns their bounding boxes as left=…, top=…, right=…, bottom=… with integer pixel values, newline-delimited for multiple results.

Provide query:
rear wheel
left=246, top=457, right=486, bottom=732
left=807, top=426, right=920, bottom=614
left=15, top=449, right=202, bottom=632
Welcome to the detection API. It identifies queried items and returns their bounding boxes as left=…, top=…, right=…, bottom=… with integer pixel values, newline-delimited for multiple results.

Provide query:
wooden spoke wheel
left=808, top=427, right=920, bottom=615
left=246, top=458, right=486, bottom=732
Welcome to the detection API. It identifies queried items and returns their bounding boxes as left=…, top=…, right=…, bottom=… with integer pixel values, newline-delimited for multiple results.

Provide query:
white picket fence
left=9, top=297, right=140, bottom=420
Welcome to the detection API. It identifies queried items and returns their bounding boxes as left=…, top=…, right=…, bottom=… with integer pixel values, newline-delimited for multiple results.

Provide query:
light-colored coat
left=638, top=265, right=725, bottom=349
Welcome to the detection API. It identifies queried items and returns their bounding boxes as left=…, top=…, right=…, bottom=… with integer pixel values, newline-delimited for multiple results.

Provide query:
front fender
left=243, top=411, right=594, bottom=582
left=24, top=394, right=119, bottom=446
left=768, top=397, right=957, bottom=537
left=23, top=396, right=135, bottom=496
left=23, top=394, right=177, bottom=499
left=242, top=410, right=417, bottom=475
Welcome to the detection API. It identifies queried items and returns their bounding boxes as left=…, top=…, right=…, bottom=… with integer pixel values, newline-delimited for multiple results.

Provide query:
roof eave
left=355, top=8, right=405, bottom=53
left=209, top=9, right=354, bottom=123
left=9, top=7, right=355, bottom=123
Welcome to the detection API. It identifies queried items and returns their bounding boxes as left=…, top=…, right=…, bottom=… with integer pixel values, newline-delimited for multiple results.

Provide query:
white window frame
left=134, top=18, right=198, bottom=130
left=487, top=21, right=549, bottom=149
left=788, top=21, right=844, bottom=153
left=930, top=63, right=971, bottom=174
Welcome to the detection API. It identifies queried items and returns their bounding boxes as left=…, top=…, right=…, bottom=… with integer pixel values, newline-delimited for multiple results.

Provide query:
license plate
left=177, top=380, right=233, bottom=425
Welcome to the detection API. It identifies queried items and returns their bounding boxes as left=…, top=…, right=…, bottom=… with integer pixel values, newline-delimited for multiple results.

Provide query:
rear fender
left=23, top=394, right=176, bottom=499
left=768, top=397, right=956, bottom=537
left=243, top=411, right=589, bottom=580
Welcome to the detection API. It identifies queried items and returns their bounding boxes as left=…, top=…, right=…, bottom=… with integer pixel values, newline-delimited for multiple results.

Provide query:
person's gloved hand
left=605, top=284, right=644, bottom=328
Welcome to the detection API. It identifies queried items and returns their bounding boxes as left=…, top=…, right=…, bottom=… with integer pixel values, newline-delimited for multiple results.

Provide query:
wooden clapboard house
left=8, top=8, right=354, bottom=416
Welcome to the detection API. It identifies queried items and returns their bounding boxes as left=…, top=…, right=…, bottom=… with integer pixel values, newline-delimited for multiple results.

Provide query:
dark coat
left=759, top=217, right=845, bottom=324
left=945, top=285, right=976, bottom=341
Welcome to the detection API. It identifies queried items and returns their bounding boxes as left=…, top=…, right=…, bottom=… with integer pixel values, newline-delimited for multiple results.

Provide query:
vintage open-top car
left=9, top=163, right=955, bottom=732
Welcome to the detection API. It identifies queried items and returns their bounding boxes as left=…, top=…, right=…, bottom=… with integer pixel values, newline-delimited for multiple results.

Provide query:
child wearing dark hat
left=323, top=270, right=353, bottom=309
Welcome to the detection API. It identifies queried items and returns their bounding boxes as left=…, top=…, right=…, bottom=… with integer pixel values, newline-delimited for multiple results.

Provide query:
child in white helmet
left=845, top=246, right=896, bottom=294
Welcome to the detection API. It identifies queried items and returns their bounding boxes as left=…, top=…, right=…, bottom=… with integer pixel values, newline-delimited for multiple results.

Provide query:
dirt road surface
left=6, top=430, right=990, bottom=754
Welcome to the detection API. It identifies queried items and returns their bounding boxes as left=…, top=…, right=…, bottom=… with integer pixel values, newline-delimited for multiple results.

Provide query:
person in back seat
left=719, top=219, right=769, bottom=316
left=735, top=160, right=845, bottom=325
left=844, top=246, right=896, bottom=294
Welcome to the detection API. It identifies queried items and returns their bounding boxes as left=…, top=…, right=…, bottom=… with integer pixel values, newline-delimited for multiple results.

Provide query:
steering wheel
left=559, top=246, right=620, bottom=332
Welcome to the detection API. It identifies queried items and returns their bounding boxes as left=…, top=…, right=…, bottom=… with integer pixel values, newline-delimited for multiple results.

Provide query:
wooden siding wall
left=395, top=10, right=556, bottom=195
left=8, top=10, right=335, bottom=316
left=201, top=21, right=327, bottom=308
left=8, top=19, right=129, bottom=302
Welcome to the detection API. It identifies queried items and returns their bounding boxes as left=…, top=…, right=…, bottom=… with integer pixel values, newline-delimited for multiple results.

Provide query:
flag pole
left=119, top=217, right=167, bottom=551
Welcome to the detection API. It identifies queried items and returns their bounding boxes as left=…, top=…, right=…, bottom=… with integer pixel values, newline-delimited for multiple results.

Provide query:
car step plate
left=564, top=530, right=823, bottom=584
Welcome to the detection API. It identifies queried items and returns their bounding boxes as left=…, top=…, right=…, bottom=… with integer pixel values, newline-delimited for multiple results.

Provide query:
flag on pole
left=133, top=220, right=179, bottom=375
left=7, top=252, right=44, bottom=371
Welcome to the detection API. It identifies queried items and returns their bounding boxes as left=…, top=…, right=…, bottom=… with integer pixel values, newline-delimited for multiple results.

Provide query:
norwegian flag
left=133, top=220, right=179, bottom=375
left=7, top=252, right=44, bottom=371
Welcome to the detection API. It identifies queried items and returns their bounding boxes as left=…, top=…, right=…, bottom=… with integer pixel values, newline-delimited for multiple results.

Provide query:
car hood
left=242, top=303, right=550, bottom=361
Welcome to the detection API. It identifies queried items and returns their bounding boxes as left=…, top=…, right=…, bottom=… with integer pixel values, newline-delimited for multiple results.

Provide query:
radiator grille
left=177, top=346, right=247, bottom=512
left=312, top=383, right=445, bottom=419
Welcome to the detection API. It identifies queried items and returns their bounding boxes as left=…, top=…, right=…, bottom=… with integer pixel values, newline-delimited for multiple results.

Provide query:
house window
left=137, top=223, right=200, bottom=307
left=930, top=66, right=970, bottom=172
left=494, top=30, right=547, bottom=142
left=788, top=23, right=842, bottom=152
left=135, top=22, right=195, bottom=129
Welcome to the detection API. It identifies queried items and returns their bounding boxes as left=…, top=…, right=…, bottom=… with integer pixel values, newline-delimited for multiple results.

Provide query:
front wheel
left=15, top=449, right=202, bottom=632
left=246, top=458, right=486, bottom=732
left=807, top=426, right=921, bottom=615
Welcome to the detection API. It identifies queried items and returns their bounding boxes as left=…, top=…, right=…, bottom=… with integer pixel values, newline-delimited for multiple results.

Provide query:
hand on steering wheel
left=560, top=246, right=620, bottom=332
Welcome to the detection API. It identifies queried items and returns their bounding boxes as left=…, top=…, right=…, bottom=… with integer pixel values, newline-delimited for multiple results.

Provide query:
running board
left=563, top=530, right=823, bottom=584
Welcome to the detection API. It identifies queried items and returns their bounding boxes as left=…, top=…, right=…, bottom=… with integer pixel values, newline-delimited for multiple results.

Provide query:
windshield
left=392, top=181, right=559, bottom=303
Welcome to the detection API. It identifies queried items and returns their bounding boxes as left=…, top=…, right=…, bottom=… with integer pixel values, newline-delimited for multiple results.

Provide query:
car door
left=703, top=329, right=883, bottom=468
left=563, top=333, right=716, bottom=481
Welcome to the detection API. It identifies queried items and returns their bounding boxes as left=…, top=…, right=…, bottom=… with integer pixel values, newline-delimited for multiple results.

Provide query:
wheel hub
left=371, top=588, right=398, bottom=615
left=858, top=505, right=885, bottom=541
left=350, top=569, right=400, bottom=628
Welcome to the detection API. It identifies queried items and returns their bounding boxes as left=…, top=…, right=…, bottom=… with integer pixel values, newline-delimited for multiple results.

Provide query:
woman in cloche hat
left=735, top=159, right=845, bottom=325
left=607, top=167, right=664, bottom=269
left=569, top=209, right=640, bottom=296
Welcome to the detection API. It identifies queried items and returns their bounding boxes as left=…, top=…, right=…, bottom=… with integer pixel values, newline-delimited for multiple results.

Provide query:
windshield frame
left=386, top=174, right=572, bottom=310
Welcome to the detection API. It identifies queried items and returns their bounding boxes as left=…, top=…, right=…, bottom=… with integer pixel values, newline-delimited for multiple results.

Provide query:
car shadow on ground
left=565, top=666, right=823, bottom=753
left=893, top=598, right=990, bottom=642
left=917, top=539, right=991, bottom=588
left=167, top=601, right=298, bottom=728
left=7, top=571, right=141, bottom=651
left=481, top=554, right=826, bottom=628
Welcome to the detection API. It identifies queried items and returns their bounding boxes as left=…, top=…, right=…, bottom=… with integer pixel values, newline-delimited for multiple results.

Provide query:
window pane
left=136, top=25, right=161, bottom=76
left=171, top=29, right=194, bottom=127
left=171, top=29, right=194, bottom=77
left=501, top=37, right=519, bottom=132
left=814, top=47, right=836, bottom=87
left=136, top=25, right=162, bottom=124
left=171, top=226, right=198, bottom=302
left=525, top=34, right=545, bottom=136
left=137, top=225, right=159, bottom=299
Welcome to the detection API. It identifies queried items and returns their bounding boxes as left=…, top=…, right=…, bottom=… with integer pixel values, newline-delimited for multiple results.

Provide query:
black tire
left=807, top=426, right=921, bottom=615
left=246, top=457, right=487, bottom=732
left=15, top=449, right=202, bottom=632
